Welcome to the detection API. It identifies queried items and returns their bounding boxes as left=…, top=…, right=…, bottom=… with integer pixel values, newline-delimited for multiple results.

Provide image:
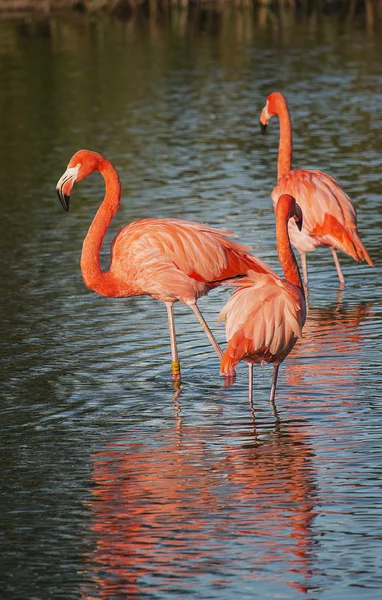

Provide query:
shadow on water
left=81, top=392, right=319, bottom=599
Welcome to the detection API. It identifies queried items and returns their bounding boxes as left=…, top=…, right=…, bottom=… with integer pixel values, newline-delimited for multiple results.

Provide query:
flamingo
left=56, top=149, right=274, bottom=382
left=260, top=91, right=374, bottom=287
left=218, top=194, right=306, bottom=404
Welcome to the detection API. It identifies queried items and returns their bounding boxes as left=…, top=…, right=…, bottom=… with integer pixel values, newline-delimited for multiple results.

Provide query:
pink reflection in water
left=286, top=297, right=374, bottom=406
left=81, top=405, right=318, bottom=599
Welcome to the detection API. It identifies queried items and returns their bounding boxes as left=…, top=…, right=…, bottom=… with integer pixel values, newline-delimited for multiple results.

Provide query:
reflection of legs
left=300, top=252, right=308, bottom=286
left=331, top=247, right=345, bottom=288
left=247, top=363, right=257, bottom=435
left=166, top=302, right=181, bottom=381
left=190, top=303, right=236, bottom=377
left=172, top=388, right=183, bottom=432
left=270, top=363, right=280, bottom=403
left=248, top=363, right=253, bottom=403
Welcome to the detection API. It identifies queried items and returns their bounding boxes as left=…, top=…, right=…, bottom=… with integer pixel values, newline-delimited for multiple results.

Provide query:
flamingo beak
left=260, top=104, right=271, bottom=135
left=56, top=165, right=79, bottom=212
left=295, top=204, right=303, bottom=231
left=260, top=121, right=267, bottom=135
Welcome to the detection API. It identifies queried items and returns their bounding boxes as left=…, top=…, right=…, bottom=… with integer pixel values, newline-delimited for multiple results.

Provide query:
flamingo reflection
left=286, top=295, right=374, bottom=406
left=81, top=403, right=318, bottom=599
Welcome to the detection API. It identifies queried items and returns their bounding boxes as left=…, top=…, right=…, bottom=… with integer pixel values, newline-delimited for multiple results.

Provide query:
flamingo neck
left=276, top=207, right=303, bottom=292
left=276, top=97, right=293, bottom=180
left=80, top=158, right=121, bottom=296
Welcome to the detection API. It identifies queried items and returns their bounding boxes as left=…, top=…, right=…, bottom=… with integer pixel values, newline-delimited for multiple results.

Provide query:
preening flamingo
left=56, top=149, right=273, bottom=382
left=219, top=194, right=306, bottom=403
left=260, top=91, right=374, bottom=287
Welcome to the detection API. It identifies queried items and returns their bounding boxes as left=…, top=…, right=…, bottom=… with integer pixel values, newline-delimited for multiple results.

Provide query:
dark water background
left=0, top=6, right=382, bottom=599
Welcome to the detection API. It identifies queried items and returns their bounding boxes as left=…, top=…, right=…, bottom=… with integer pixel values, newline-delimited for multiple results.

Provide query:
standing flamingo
left=219, top=194, right=306, bottom=403
left=260, top=91, right=374, bottom=287
left=56, top=149, right=274, bottom=382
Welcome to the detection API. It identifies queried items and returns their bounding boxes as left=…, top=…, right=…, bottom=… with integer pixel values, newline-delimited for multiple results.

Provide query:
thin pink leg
left=270, top=363, right=280, bottom=404
left=190, top=303, right=236, bottom=377
left=300, top=252, right=308, bottom=287
left=166, top=302, right=181, bottom=381
left=330, top=247, right=345, bottom=288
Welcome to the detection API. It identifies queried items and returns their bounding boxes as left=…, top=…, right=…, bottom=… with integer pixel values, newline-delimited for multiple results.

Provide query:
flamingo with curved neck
left=219, top=194, right=306, bottom=404
left=260, top=91, right=374, bottom=288
left=56, top=149, right=274, bottom=383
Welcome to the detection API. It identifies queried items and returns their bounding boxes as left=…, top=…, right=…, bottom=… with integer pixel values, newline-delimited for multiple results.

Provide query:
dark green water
left=1, top=7, right=382, bottom=599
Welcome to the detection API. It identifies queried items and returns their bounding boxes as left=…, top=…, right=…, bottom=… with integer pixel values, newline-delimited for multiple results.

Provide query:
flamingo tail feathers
left=312, top=214, right=374, bottom=266
left=352, top=234, right=374, bottom=267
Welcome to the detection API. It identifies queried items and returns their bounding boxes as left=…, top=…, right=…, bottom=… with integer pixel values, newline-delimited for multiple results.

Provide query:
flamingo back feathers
left=219, top=272, right=305, bottom=374
left=109, top=218, right=273, bottom=302
left=272, top=169, right=373, bottom=265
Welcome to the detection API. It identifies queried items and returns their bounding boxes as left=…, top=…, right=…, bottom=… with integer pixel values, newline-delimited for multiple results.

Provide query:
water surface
left=0, top=7, right=382, bottom=600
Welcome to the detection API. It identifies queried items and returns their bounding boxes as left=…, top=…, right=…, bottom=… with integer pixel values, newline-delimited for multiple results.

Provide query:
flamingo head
left=259, top=92, right=286, bottom=135
left=56, top=149, right=103, bottom=211
left=278, top=194, right=303, bottom=231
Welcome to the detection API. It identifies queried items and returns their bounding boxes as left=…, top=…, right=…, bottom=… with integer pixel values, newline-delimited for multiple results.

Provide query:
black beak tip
left=57, top=189, right=70, bottom=211
left=296, top=218, right=303, bottom=232
left=260, top=122, right=267, bottom=135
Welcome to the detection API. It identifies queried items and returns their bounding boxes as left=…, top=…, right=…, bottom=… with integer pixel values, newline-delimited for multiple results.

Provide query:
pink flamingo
left=219, top=194, right=306, bottom=403
left=260, top=91, right=374, bottom=287
left=56, top=149, right=273, bottom=382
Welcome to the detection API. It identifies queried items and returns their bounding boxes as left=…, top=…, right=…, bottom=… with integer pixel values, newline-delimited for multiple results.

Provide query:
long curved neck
left=276, top=209, right=303, bottom=292
left=276, top=97, right=293, bottom=180
left=80, top=158, right=121, bottom=296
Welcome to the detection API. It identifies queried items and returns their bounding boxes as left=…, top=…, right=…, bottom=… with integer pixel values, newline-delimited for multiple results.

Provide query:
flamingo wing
left=218, top=272, right=305, bottom=372
left=272, top=169, right=373, bottom=264
left=110, top=219, right=273, bottom=302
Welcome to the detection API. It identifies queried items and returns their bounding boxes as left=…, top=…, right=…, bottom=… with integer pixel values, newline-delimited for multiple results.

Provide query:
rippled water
left=1, top=7, right=382, bottom=600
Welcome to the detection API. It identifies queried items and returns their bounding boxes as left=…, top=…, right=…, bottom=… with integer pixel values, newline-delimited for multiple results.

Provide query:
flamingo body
left=272, top=169, right=373, bottom=263
left=260, top=92, right=373, bottom=286
left=56, top=149, right=272, bottom=381
left=219, top=194, right=306, bottom=403
left=219, top=272, right=305, bottom=373
left=108, top=217, right=272, bottom=303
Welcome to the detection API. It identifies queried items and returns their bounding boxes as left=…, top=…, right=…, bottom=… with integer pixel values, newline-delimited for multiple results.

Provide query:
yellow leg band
left=171, top=361, right=181, bottom=376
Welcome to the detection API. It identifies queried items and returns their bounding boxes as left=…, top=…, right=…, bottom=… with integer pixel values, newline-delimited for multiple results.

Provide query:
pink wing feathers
left=109, top=219, right=274, bottom=303
left=218, top=272, right=306, bottom=374
left=272, top=169, right=373, bottom=264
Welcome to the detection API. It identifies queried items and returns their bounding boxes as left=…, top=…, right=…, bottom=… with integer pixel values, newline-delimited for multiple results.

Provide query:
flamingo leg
left=166, top=302, right=181, bottom=382
left=190, top=303, right=236, bottom=377
left=330, top=247, right=345, bottom=288
left=300, top=252, right=308, bottom=286
left=270, top=363, right=280, bottom=404
left=248, top=363, right=253, bottom=404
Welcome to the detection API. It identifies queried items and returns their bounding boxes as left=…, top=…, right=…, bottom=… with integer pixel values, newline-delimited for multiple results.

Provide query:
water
left=1, top=7, right=382, bottom=599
